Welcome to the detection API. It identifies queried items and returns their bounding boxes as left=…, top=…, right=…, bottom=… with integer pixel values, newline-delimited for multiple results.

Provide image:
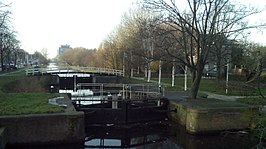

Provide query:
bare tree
left=0, top=2, right=19, bottom=71
left=143, top=0, right=266, bottom=99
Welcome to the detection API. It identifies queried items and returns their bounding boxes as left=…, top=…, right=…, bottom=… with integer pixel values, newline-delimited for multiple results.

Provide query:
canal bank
left=0, top=95, right=85, bottom=148
left=0, top=94, right=261, bottom=149
left=168, top=99, right=259, bottom=134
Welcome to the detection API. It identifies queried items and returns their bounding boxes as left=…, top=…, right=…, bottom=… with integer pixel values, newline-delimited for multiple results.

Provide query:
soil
left=4, top=76, right=51, bottom=92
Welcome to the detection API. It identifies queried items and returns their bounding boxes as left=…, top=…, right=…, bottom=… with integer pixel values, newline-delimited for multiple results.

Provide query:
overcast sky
left=4, top=0, right=266, bottom=58
left=5, top=0, right=135, bottom=58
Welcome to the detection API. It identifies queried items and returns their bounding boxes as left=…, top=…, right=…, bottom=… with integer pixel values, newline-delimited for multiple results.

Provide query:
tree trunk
left=190, top=66, right=204, bottom=99
left=216, top=59, right=221, bottom=81
left=0, top=49, right=3, bottom=71
left=14, top=52, right=17, bottom=66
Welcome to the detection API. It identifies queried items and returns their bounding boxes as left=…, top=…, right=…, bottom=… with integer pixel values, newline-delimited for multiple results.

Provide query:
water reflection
left=84, top=121, right=257, bottom=149
left=6, top=121, right=259, bottom=149
left=84, top=122, right=182, bottom=149
left=168, top=123, right=257, bottom=149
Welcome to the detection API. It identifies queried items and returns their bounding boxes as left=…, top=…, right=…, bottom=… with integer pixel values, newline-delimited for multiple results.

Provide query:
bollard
left=107, top=92, right=112, bottom=107
left=157, top=99, right=161, bottom=107
left=112, top=95, right=118, bottom=109
left=50, top=85, right=54, bottom=93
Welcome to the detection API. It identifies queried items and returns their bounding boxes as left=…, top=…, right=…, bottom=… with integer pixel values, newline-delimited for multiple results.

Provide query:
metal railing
left=26, top=67, right=73, bottom=76
left=72, top=66, right=124, bottom=76
left=26, top=66, right=124, bottom=76
left=71, top=83, right=165, bottom=108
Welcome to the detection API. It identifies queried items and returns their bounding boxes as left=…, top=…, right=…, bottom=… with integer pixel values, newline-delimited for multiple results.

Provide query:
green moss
left=252, top=116, right=266, bottom=141
left=168, top=101, right=187, bottom=126
left=67, top=116, right=79, bottom=137
left=184, top=99, right=249, bottom=109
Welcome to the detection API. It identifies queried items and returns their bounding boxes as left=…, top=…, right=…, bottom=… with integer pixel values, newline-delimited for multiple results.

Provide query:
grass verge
left=0, top=73, right=64, bottom=116
left=154, top=77, right=266, bottom=96
left=0, top=93, right=64, bottom=115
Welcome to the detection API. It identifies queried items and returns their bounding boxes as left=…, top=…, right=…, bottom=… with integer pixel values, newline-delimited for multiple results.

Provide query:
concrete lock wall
left=0, top=127, right=7, bottom=149
left=168, top=101, right=188, bottom=126
left=0, top=112, right=85, bottom=145
left=168, top=100, right=258, bottom=134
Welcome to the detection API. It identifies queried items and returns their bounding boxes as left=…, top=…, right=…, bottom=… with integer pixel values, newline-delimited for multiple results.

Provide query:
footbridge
left=26, top=66, right=124, bottom=76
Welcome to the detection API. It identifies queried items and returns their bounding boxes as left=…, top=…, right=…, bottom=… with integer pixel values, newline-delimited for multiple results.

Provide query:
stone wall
left=0, top=112, right=85, bottom=145
left=168, top=100, right=258, bottom=134
left=0, top=127, right=6, bottom=149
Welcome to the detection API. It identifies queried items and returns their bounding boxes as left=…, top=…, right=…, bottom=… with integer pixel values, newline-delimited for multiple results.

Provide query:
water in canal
left=7, top=121, right=259, bottom=149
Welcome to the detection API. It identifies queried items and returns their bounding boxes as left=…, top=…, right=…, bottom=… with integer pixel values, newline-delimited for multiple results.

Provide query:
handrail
left=75, top=83, right=164, bottom=101
left=72, top=66, right=124, bottom=76
left=26, top=66, right=124, bottom=76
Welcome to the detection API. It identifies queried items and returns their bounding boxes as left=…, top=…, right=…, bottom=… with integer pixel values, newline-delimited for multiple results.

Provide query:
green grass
left=0, top=93, right=64, bottom=115
left=153, top=77, right=266, bottom=96
left=0, top=70, right=64, bottom=116
left=122, top=77, right=159, bottom=85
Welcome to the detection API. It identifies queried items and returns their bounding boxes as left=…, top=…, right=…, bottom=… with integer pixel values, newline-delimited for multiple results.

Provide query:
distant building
left=58, top=44, right=71, bottom=56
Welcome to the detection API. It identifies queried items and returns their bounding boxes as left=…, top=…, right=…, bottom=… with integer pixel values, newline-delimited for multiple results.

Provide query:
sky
left=4, top=0, right=136, bottom=58
left=3, top=0, right=266, bottom=59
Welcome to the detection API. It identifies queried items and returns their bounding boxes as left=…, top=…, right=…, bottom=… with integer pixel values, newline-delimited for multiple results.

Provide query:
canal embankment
left=0, top=94, right=85, bottom=147
left=168, top=99, right=259, bottom=134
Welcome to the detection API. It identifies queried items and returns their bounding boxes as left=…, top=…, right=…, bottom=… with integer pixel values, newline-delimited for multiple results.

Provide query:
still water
left=7, top=121, right=259, bottom=149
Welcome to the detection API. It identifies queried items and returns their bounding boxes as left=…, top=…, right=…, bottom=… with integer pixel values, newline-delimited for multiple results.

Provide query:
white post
left=171, top=61, right=175, bottom=87
left=122, top=63, right=125, bottom=77
left=184, top=65, right=187, bottom=91
left=131, top=68, right=133, bottom=78
left=122, top=84, right=125, bottom=100
left=147, top=62, right=151, bottom=82
left=73, top=75, right=77, bottom=92
left=225, top=62, right=229, bottom=94
left=145, top=67, right=147, bottom=78
left=112, top=95, right=118, bottom=109
left=158, top=60, right=162, bottom=85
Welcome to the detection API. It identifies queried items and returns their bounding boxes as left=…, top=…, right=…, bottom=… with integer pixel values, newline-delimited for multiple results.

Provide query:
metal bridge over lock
left=70, top=83, right=168, bottom=125
left=26, top=66, right=124, bottom=76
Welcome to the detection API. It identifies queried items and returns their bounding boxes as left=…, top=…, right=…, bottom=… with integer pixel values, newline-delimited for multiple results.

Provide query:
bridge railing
left=75, top=66, right=124, bottom=76
left=26, top=66, right=124, bottom=76
left=71, top=83, right=165, bottom=108
left=26, top=67, right=74, bottom=75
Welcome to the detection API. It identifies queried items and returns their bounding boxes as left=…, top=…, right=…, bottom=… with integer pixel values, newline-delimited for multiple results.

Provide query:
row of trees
left=0, top=2, right=27, bottom=70
left=59, top=0, right=266, bottom=99
left=59, top=47, right=98, bottom=67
